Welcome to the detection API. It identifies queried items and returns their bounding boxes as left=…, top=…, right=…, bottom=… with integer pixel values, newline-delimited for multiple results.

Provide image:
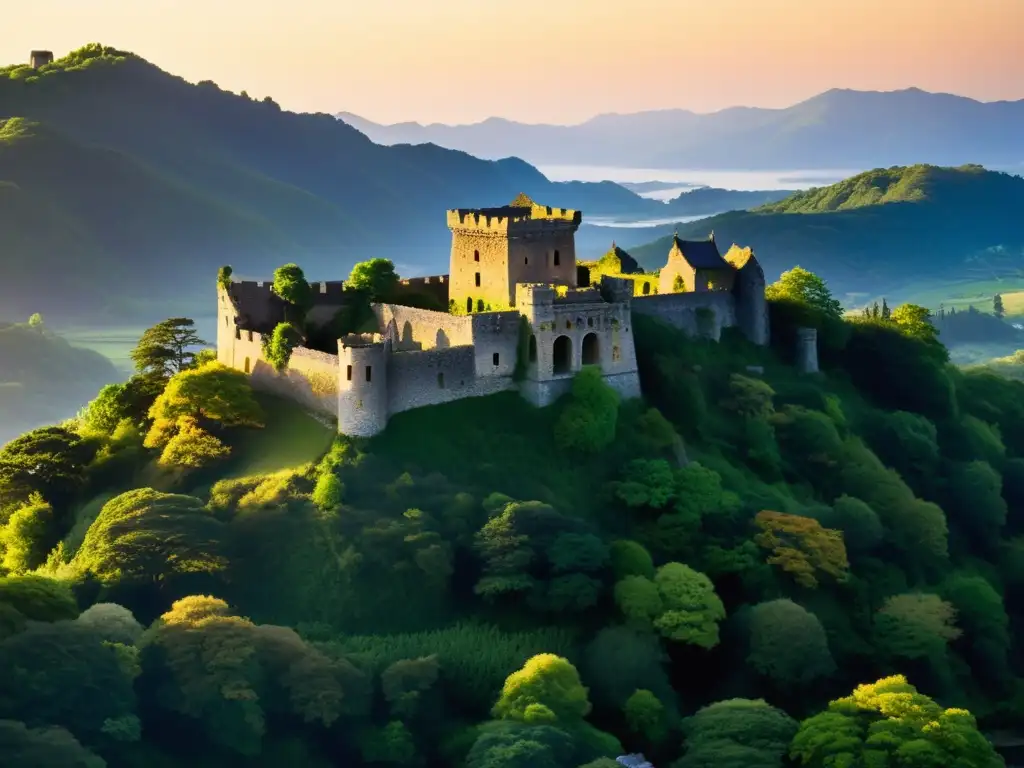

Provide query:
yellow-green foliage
left=492, top=653, right=592, bottom=723
left=758, top=163, right=986, bottom=214
left=581, top=245, right=659, bottom=296
left=158, top=416, right=230, bottom=469
left=1, top=44, right=131, bottom=82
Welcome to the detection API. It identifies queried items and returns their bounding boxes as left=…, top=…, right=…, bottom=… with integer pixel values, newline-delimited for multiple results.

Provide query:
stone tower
left=447, top=194, right=582, bottom=313
left=29, top=50, right=53, bottom=69
left=796, top=327, right=819, bottom=373
left=337, top=334, right=389, bottom=436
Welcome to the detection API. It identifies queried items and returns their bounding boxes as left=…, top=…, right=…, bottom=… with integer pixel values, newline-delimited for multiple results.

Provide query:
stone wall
left=470, top=311, right=522, bottom=379
left=449, top=230, right=511, bottom=313
left=219, top=326, right=340, bottom=419
left=386, top=345, right=515, bottom=416
left=390, top=275, right=450, bottom=309
left=507, top=231, right=578, bottom=299
left=373, top=303, right=475, bottom=351
left=631, top=291, right=738, bottom=341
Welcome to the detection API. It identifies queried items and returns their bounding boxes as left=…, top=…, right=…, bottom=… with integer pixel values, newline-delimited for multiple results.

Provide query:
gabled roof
left=598, top=241, right=642, bottom=274
left=671, top=234, right=729, bottom=270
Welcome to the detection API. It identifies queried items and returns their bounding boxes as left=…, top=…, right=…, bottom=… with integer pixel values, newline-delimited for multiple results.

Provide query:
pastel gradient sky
left=5, top=0, right=1023, bottom=124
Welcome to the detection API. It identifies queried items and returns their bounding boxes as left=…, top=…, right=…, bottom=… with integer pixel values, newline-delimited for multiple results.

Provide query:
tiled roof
left=672, top=234, right=728, bottom=270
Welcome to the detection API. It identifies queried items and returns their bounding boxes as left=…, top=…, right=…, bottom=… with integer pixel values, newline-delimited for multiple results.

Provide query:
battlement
left=447, top=204, right=582, bottom=232
left=229, top=278, right=349, bottom=298
left=397, top=275, right=447, bottom=287
left=553, top=286, right=604, bottom=304
left=515, top=283, right=558, bottom=307
left=340, top=332, right=385, bottom=349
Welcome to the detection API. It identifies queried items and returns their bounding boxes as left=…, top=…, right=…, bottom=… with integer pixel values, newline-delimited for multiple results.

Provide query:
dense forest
left=1, top=265, right=1022, bottom=767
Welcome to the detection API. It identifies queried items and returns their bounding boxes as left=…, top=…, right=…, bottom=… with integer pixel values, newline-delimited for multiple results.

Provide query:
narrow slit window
left=492, top=352, right=500, bottom=366
left=553, top=250, right=560, bottom=266
left=475, top=272, right=481, bottom=287
left=438, top=372, right=445, bottom=388
left=346, top=365, right=353, bottom=381
left=365, top=365, right=372, bottom=382
left=474, top=250, right=480, bottom=262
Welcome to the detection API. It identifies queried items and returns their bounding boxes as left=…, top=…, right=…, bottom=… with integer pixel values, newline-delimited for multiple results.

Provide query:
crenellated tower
left=447, top=194, right=582, bottom=313
left=337, top=333, right=390, bottom=436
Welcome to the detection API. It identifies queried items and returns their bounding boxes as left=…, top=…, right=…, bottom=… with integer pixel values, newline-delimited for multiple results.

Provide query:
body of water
left=539, top=165, right=862, bottom=198
left=585, top=214, right=709, bottom=229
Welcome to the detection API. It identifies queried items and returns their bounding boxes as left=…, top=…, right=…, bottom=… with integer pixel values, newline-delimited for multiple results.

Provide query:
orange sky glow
left=4, top=0, right=1023, bottom=124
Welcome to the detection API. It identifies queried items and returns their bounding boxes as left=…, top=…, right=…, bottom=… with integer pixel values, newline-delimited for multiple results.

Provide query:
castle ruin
left=217, top=195, right=771, bottom=436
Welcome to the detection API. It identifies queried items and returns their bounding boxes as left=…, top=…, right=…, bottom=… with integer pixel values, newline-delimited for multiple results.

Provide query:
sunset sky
left=4, top=0, right=1023, bottom=125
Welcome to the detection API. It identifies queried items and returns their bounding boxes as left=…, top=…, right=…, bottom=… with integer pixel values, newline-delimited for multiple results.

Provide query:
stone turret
left=796, top=327, right=819, bottom=373
left=29, top=50, right=53, bottom=69
left=337, top=333, right=389, bottom=436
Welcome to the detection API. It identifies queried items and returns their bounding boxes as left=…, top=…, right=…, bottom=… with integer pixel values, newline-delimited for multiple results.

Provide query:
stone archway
left=581, top=332, right=600, bottom=365
left=553, top=335, right=572, bottom=374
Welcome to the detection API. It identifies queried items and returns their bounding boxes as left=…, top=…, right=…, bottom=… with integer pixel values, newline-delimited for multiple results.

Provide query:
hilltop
left=626, top=164, right=1024, bottom=303
left=338, top=87, right=1024, bottom=170
left=1, top=44, right=762, bottom=323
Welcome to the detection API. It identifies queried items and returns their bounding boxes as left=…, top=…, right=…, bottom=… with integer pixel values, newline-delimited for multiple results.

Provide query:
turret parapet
left=515, top=283, right=557, bottom=308
left=340, top=332, right=386, bottom=349
left=553, top=286, right=604, bottom=304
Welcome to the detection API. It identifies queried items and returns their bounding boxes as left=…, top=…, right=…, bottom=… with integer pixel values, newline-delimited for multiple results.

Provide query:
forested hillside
left=0, top=266, right=1020, bottom=766
left=627, top=164, right=1024, bottom=303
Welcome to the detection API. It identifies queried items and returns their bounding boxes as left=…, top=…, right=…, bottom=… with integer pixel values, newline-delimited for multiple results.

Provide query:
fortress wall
left=373, top=303, right=475, bottom=351
left=390, top=275, right=450, bottom=308
left=221, top=325, right=339, bottom=419
left=226, top=281, right=285, bottom=330
left=470, top=311, right=522, bottom=378
left=386, top=345, right=514, bottom=416
left=631, top=291, right=737, bottom=340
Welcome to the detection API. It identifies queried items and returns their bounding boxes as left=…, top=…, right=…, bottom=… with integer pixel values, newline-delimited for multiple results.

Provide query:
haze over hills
left=625, top=164, right=1024, bottom=305
left=338, top=88, right=1024, bottom=170
left=0, top=44, right=781, bottom=324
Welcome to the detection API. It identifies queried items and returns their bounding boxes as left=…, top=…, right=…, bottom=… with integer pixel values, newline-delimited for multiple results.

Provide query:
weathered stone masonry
left=217, top=194, right=784, bottom=437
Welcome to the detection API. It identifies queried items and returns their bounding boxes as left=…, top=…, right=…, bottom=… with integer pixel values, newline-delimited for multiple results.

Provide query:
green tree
left=650, top=562, right=725, bottom=647
left=71, top=488, right=227, bottom=590
left=890, top=303, right=940, bottom=346
left=765, top=267, right=843, bottom=319
left=789, top=675, right=1003, bottom=768
left=677, top=698, right=798, bottom=768
left=492, top=653, right=592, bottom=723
left=0, top=495, right=53, bottom=573
left=0, top=574, right=79, bottom=622
left=0, top=426, right=97, bottom=510
left=272, top=263, right=313, bottom=315
left=746, top=599, right=836, bottom=685
left=262, top=321, right=303, bottom=372
left=994, top=293, right=1005, bottom=319
left=582, top=627, right=675, bottom=712
left=554, top=367, right=620, bottom=453
left=130, top=318, right=208, bottom=379
left=466, top=721, right=577, bottom=768
left=0, top=719, right=106, bottom=768
left=873, top=593, right=961, bottom=661
left=623, top=689, right=668, bottom=744
left=79, top=383, right=134, bottom=434
left=348, top=258, right=400, bottom=300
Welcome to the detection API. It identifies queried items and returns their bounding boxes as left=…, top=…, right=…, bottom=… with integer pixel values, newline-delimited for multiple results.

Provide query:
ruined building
left=217, top=195, right=770, bottom=436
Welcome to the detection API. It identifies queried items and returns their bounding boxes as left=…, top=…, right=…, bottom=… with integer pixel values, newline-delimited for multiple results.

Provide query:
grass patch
left=225, top=393, right=335, bottom=478
left=370, top=391, right=606, bottom=513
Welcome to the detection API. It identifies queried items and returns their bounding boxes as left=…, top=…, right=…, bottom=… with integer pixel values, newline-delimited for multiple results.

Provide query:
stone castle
left=217, top=195, right=771, bottom=437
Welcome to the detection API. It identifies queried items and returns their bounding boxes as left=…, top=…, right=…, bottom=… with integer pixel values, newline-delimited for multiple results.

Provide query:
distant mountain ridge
left=337, top=88, right=1024, bottom=170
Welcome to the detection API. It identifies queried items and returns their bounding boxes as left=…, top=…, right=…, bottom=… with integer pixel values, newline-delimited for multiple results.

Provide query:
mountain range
left=1, top=44, right=778, bottom=324
left=624, top=164, right=1024, bottom=305
left=337, top=88, right=1024, bottom=171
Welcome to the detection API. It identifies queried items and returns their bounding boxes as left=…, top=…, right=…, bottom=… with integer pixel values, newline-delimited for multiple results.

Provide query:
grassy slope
left=225, top=394, right=336, bottom=478
left=627, top=164, right=1024, bottom=305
